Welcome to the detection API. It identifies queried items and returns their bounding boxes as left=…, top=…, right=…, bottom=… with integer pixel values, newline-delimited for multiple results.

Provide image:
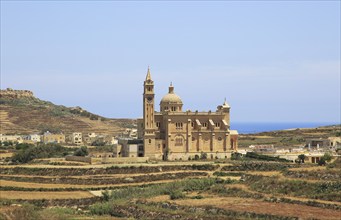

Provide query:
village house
left=42, top=131, right=65, bottom=144
left=0, top=134, right=23, bottom=144
left=27, top=134, right=41, bottom=143
left=83, top=133, right=97, bottom=145
left=71, top=132, right=83, bottom=145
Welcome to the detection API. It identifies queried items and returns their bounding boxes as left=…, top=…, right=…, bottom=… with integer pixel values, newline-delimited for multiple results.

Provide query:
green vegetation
left=284, top=169, right=341, bottom=181
left=231, top=152, right=292, bottom=162
left=93, top=145, right=114, bottom=152
left=91, top=139, right=106, bottom=146
left=222, top=161, right=297, bottom=171
left=213, top=171, right=243, bottom=177
left=297, top=154, right=306, bottom=163
left=318, top=152, right=332, bottom=166
left=245, top=152, right=292, bottom=162
left=169, top=190, right=186, bottom=200
left=246, top=175, right=341, bottom=202
left=73, top=146, right=89, bottom=156
left=11, top=143, right=72, bottom=163
left=103, top=178, right=217, bottom=201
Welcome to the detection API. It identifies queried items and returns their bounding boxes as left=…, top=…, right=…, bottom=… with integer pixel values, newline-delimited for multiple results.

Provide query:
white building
left=0, top=134, right=23, bottom=143
left=28, top=134, right=41, bottom=143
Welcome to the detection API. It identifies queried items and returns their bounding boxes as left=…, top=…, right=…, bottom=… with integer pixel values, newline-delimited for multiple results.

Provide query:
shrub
left=7, top=203, right=40, bottom=220
left=74, top=146, right=89, bottom=156
left=169, top=190, right=185, bottom=200
left=191, top=195, right=204, bottom=199
left=200, top=152, right=208, bottom=160
left=297, top=154, right=306, bottom=163
left=231, top=152, right=243, bottom=160
left=12, top=143, right=72, bottom=163
left=92, top=140, right=106, bottom=146
left=102, top=190, right=110, bottom=201
left=245, top=152, right=291, bottom=162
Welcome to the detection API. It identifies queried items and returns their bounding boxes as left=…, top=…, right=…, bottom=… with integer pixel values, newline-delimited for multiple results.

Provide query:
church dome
left=160, top=93, right=183, bottom=104
left=160, top=83, right=183, bottom=104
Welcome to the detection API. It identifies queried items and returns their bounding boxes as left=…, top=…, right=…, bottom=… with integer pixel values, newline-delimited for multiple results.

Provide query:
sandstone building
left=137, top=68, right=238, bottom=160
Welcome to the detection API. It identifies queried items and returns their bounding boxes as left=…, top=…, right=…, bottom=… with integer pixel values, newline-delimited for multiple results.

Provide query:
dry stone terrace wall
left=14, top=197, right=103, bottom=208
left=284, top=169, right=341, bottom=181
left=0, top=164, right=217, bottom=176
left=222, top=162, right=300, bottom=171
left=0, top=172, right=208, bottom=185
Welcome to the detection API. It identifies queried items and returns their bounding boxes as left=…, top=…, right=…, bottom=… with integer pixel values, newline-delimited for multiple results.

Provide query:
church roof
left=160, top=83, right=183, bottom=104
left=160, top=93, right=183, bottom=104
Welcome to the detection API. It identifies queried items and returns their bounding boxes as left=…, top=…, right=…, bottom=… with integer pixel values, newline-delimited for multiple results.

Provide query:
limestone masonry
left=137, top=68, right=238, bottom=160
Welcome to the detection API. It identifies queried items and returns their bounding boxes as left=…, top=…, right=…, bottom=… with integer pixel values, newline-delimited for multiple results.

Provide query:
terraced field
left=1, top=161, right=341, bottom=219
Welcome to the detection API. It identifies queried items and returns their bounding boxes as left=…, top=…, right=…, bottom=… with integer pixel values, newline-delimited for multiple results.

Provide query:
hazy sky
left=1, top=1, right=340, bottom=123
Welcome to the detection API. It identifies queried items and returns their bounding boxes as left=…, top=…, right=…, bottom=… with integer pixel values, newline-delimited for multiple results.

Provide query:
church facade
left=137, top=68, right=238, bottom=160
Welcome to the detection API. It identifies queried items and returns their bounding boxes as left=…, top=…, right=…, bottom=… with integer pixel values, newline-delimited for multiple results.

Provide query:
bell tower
left=143, top=67, right=156, bottom=158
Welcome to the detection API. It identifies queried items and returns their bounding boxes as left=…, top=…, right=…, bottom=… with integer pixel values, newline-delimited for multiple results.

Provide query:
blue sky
left=1, top=1, right=340, bottom=123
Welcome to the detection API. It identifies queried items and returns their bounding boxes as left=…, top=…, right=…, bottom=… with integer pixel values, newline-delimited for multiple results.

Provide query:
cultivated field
left=1, top=159, right=341, bottom=220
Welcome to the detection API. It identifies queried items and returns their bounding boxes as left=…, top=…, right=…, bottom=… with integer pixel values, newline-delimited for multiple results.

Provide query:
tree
left=231, top=152, right=243, bottom=160
left=74, top=146, right=89, bottom=156
left=297, top=154, right=306, bottom=163
left=12, top=143, right=71, bottom=163
left=91, top=139, right=106, bottom=146
left=200, top=152, right=208, bottom=160
left=318, top=152, right=332, bottom=166
left=322, top=152, right=332, bottom=162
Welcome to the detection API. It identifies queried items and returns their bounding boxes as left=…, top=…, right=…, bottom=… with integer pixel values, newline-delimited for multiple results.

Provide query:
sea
left=230, top=122, right=339, bottom=134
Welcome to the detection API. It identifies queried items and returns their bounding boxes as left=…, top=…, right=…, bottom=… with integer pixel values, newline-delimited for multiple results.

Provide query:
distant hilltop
left=0, top=87, right=135, bottom=135
left=0, top=88, right=34, bottom=98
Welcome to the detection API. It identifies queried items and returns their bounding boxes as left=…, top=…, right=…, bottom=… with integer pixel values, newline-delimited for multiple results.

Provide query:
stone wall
left=0, top=88, right=34, bottom=98
left=65, top=156, right=92, bottom=164
left=65, top=155, right=149, bottom=164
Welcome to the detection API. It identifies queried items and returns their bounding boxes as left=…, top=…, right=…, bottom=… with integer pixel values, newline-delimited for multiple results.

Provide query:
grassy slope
left=0, top=94, right=135, bottom=135
left=239, top=125, right=341, bottom=148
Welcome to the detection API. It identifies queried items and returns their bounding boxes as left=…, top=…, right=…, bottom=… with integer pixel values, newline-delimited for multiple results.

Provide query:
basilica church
left=137, top=68, right=238, bottom=160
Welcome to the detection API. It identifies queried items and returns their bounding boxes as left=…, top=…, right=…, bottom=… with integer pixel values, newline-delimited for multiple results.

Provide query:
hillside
left=0, top=88, right=135, bottom=135
left=238, top=124, right=341, bottom=148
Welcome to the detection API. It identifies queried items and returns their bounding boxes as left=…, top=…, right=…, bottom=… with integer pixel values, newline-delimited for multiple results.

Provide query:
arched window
left=175, top=136, right=184, bottom=146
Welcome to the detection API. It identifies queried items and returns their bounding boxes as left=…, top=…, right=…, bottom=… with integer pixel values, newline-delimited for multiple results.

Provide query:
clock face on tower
left=147, top=97, right=153, bottom=103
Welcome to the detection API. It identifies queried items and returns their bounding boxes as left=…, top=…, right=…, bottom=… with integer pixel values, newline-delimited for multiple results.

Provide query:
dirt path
left=0, top=190, right=95, bottom=200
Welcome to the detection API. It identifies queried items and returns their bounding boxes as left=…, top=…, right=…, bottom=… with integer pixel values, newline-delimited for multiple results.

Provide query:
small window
left=156, top=122, right=160, bottom=127
left=202, top=122, right=207, bottom=127
left=149, top=139, right=151, bottom=144
left=175, top=122, right=183, bottom=129
left=215, top=122, right=220, bottom=127
left=191, top=122, right=194, bottom=128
